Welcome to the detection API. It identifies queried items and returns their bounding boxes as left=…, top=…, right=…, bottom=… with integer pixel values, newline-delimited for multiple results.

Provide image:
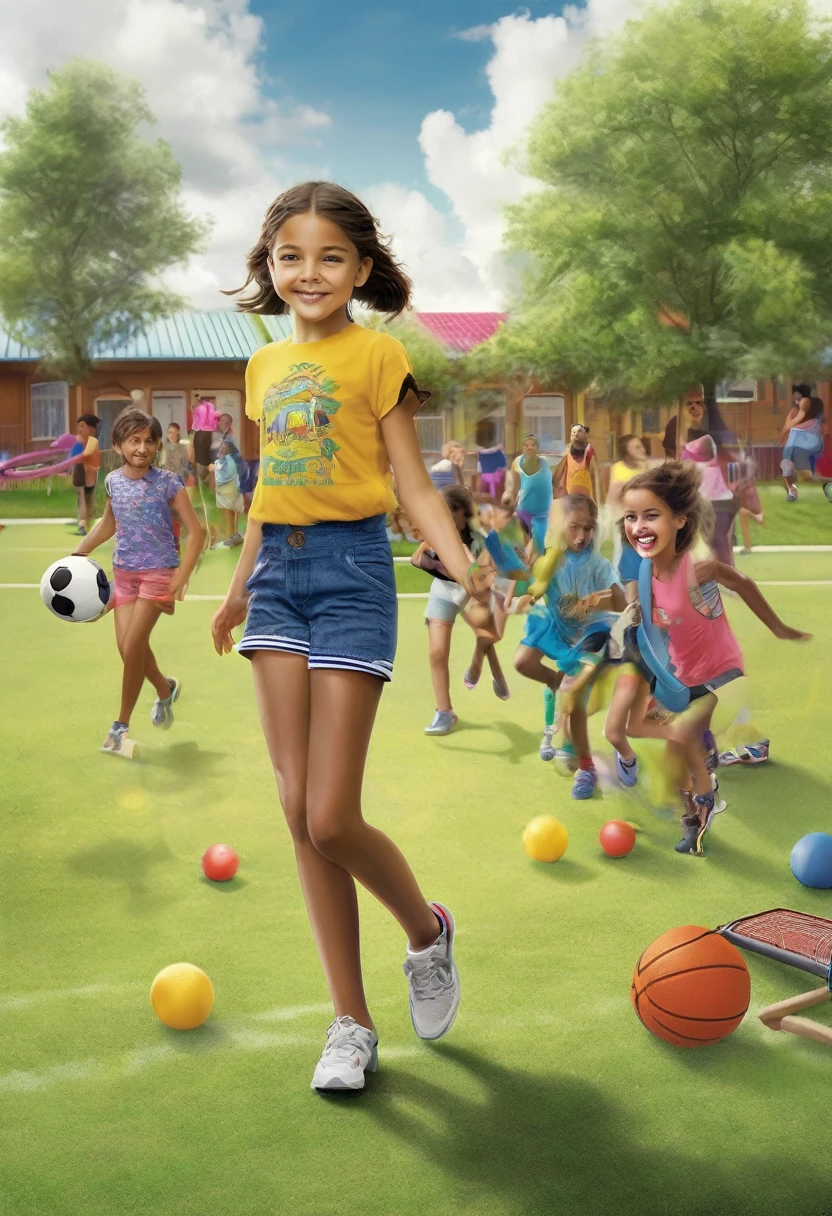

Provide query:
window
left=717, top=379, right=755, bottom=401
left=30, top=382, right=69, bottom=440
left=640, top=408, right=660, bottom=433
left=523, top=395, right=565, bottom=455
left=415, top=415, right=445, bottom=455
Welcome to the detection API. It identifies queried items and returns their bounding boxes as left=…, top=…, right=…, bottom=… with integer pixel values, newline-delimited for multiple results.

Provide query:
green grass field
left=2, top=522, right=832, bottom=1216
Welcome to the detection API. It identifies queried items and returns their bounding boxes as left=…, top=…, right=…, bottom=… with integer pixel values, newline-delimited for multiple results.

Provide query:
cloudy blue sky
left=0, top=0, right=637, bottom=309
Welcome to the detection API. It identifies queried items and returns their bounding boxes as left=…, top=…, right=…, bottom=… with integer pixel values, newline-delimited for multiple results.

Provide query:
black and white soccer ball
left=40, top=556, right=111, bottom=623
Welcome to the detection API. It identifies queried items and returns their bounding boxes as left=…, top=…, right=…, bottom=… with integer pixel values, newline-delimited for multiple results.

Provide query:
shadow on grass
left=67, top=837, right=180, bottom=913
left=363, top=1045, right=829, bottom=1215
left=199, top=874, right=249, bottom=893
left=439, top=719, right=543, bottom=765
left=532, top=857, right=596, bottom=885
left=141, top=741, right=231, bottom=776
left=161, top=1020, right=232, bottom=1053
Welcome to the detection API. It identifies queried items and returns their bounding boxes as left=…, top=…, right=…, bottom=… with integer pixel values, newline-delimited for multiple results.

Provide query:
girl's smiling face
left=268, top=212, right=372, bottom=323
left=623, top=488, right=685, bottom=560
left=564, top=507, right=595, bottom=553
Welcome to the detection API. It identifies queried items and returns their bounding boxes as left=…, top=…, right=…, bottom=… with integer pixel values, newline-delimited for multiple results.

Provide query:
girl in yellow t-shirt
left=211, top=181, right=491, bottom=1094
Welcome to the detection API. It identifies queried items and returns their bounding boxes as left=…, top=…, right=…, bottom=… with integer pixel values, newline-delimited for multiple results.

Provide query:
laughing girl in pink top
left=621, top=462, right=810, bottom=857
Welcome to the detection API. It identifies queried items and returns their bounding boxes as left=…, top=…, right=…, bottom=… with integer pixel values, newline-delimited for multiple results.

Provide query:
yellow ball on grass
left=523, top=815, right=568, bottom=863
left=150, top=963, right=214, bottom=1030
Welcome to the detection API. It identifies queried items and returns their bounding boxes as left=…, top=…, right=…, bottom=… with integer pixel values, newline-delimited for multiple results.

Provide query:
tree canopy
left=0, top=59, right=208, bottom=382
left=499, top=0, right=832, bottom=408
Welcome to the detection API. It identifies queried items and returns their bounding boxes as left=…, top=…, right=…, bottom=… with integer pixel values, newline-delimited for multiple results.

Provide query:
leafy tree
left=503, top=0, right=832, bottom=431
left=0, top=59, right=208, bottom=382
left=362, top=312, right=465, bottom=400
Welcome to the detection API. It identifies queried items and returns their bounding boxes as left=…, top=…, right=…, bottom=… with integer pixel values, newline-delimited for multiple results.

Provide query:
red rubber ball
left=599, top=820, right=636, bottom=858
left=201, top=844, right=240, bottom=882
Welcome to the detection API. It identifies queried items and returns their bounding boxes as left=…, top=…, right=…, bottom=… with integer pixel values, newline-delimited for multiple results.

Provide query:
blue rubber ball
left=790, top=833, right=832, bottom=889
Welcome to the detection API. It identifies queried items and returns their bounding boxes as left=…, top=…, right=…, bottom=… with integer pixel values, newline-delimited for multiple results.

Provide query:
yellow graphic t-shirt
left=246, top=324, right=413, bottom=526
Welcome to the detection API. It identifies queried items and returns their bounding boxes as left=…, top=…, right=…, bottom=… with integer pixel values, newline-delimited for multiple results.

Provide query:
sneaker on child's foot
left=720, top=740, right=769, bottom=766
left=310, top=1016, right=378, bottom=1092
left=675, top=813, right=705, bottom=855
left=555, top=742, right=579, bottom=770
left=540, top=726, right=555, bottom=762
left=424, top=710, right=457, bottom=736
left=151, top=677, right=181, bottom=729
left=787, top=487, right=799, bottom=502
left=492, top=675, right=510, bottom=701
left=100, top=722, right=137, bottom=760
left=824, top=482, right=832, bottom=504
left=614, top=752, right=639, bottom=788
left=571, top=767, right=597, bottom=800
left=403, top=902, right=460, bottom=1041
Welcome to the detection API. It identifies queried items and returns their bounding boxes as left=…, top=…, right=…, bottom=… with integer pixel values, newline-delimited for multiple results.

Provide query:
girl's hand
left=167, top=570, right=189, bottom=601
left=211, top=593, right=249, bottom=655
left=774, top=623, right=812, bottom=642
left=464, top=558, right=495, bottom=600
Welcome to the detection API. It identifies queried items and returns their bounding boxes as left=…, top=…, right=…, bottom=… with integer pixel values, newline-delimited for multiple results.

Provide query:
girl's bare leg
left=251, top=652, right=375, bottom=1029
left=306, top=669, right=440, bottom=949
left=738, top=508, right=752, bottom=551
left=514, top=644, right=562, bottom=693
left=604, top=671, right=643, bottom=761
left=113, top=601, right=169, bottom=724
left=427, top=618, right=454, bottom=712
left=569, top=705, right=591, bottom=759
left=114, top=603, right=172, bottom=700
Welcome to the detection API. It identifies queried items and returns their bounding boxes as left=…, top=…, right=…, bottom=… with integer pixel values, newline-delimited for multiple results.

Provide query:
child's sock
left=619, top=753, right=637, bottom=769
left=579, top=756, right=595, bottom=772
left=543, top=686, right=556, bottom=728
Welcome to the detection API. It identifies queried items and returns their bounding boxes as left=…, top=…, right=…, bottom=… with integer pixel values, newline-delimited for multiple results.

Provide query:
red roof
left=415, top=312, right=507, bottom=353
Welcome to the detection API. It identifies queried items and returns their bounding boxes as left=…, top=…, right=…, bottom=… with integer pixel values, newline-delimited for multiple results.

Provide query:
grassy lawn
left=1, top=524, right=831, bottom=1215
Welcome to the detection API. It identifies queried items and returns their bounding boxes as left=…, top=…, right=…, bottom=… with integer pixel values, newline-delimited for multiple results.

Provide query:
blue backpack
left=636, top=559, right=691, bottom=713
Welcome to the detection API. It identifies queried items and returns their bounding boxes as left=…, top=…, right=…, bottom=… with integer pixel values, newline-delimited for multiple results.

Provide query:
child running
left=415, top=484, right=510, bottom=737
left=621, top=462, right=810, bottom=855
left=211, top=181, right=492, bottom=1093
left=72, top=409, right=205, bottom=759
left=514, top=494, right=625, bottom=799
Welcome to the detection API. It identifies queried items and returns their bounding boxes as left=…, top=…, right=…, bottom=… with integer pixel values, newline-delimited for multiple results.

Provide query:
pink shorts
left=113, top=567, right=176, bottom=615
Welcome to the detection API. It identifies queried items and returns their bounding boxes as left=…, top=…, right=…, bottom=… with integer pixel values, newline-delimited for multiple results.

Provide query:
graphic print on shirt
left=260, top=362, right=342, bottom=487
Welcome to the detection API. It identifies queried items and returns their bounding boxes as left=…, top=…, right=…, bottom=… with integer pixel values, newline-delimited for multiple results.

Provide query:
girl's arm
left=584, top=583, right=627, bottom=614
left=778, top=406, right=802, bottom=445
left=502, top=458, right=520, bottom=506
left=72, top=500, right=116, bottom=555
left=382, top=403, right=490, bottom=595
left=211, top=519, right=264, bottom=654
left=696, top=560, right=812, bottom=641
left=167, top=488, right=206, bottom=596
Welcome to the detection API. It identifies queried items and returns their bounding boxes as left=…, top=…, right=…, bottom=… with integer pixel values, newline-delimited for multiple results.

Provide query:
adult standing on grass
left=73, top=409, right=205, bottom=759
left=72, top=413, right=102, bottom=537
left=503, top=433, right=553, bottom=557
left=211, top=182, right=492, bottom=1094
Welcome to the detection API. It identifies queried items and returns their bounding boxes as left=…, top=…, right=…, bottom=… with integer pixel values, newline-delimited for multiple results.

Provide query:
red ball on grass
left=599, top=820, right=636, bottom=858
left=201, top=844, right=240, bottom=882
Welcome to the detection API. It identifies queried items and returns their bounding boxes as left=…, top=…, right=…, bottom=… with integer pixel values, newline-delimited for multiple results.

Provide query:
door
left=151, top=392, right=188, bottom=434
left=95, top=398, right=131, bottom=450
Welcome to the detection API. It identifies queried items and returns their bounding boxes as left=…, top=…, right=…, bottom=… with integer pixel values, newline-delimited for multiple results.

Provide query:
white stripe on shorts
left=236, top=634, right=310, bottom=655
left=308, top=654, right=393, bottom=681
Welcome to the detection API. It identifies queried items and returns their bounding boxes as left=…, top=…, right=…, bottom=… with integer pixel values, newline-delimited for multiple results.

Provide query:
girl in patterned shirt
left=73, top=408, right=205, bottom=759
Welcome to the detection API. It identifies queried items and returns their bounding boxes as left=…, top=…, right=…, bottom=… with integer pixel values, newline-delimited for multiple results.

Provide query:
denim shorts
left=237, top=514, right=397, bottom=681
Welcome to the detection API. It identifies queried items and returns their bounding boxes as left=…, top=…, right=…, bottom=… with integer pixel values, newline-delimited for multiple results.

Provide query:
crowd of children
left=69, top=179, right=816, bottom=1097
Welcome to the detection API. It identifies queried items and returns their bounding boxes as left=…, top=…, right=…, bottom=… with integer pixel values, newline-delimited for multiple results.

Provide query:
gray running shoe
left=310, top=1016, right=378, bottom=1092
left=403, top=902, right=460, bottom=1041
left=540, top=725, right=555, bottom=761
left=424, top=710, right=457, bottom=736
left=151, top=677, right=181, bottom=729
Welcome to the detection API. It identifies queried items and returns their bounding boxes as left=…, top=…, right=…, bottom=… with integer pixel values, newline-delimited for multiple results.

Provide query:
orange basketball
left=631, top=925, right=750, bottom=1049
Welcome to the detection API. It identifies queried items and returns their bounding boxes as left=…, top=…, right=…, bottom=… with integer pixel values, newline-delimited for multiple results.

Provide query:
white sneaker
left=310, top=1016, right=378, bottom=1092
left=100, top=722, right=138, bottom=760
left=403, top=902, right=460, bottom=1041
left=151, top=677, right=181, bottom=729
left=540, top=725, right=555, bottom=761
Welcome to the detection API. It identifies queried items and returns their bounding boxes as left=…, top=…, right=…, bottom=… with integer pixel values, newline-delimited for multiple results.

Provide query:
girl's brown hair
left=227, top=181, right=412, bottom=316
left=111, top=408, right=162, bottom=449
left=622, top=461, right=713, bottom=553
left=560, top=492, right=598, bottom=524
left=442, top=483, right=475, bottom=520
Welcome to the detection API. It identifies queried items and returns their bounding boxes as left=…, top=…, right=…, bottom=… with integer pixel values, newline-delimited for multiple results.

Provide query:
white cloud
left=364, top=183, right=498, bottom=311
left=454, top=23, right=495, bottom=43
left=410, top=5, right=642, bottom=309
left=0, top=0, right=330, bottom=307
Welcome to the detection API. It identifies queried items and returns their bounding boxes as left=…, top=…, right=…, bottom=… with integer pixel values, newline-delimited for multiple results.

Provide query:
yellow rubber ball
left=523, top=815, right=568, bottom=863
left=150, top=963, right=215, bottom=1030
